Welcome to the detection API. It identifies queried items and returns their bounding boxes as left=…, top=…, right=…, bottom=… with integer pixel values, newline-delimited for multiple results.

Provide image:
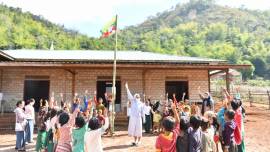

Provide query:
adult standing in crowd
left=125, top=82, right=145, bottom=146
left=198, top=86, right=214, bottom=115
left=24, top=99, right=35, bottom=144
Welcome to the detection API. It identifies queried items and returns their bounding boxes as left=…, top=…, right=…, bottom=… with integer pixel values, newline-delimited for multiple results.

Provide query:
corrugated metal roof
left=0, top=50, right=226, bottom=63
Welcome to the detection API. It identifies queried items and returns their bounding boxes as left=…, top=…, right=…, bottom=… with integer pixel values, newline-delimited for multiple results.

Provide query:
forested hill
left=0, top=4, right=101, bottom=50
left=0, top=1, right=270, bottom=79
left=115, top=0, right=270, bottom=79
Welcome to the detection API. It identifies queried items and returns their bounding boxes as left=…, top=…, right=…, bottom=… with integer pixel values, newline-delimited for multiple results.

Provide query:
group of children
left=152, top=88, right=245, bottom=152
left=13, top=86, right=246, bottom=152
left=14, top=91, right=112, bottom=152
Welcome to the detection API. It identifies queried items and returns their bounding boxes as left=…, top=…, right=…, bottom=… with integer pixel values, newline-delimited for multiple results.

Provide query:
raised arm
left=173, top=93, right=177, bottom=104
left=93, top=91, right=98, bottom=106
left=235, top=87, right=241, bottom=99
left=171, top=102, right=180, bottom=124
left=60, top=93, right=65, bottom=108
left=68, top=107, right=79, bottom=126
left=182, top=92, right=186, bottom=102
left=198, top=86, right=205, bottom=99
left=83, top=90, right=88, bottom=111
left=125, top=82, right=134, bottom=101
left=141, top=105, right=145, bottom=124
left=223, top=88, right=233, bottom=102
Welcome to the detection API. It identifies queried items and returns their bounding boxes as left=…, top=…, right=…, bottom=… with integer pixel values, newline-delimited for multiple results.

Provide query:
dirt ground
left=0, top=103, right=270, bottom=152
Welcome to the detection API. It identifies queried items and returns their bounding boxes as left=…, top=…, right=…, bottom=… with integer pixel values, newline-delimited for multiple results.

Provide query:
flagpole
left=111, top=14, right=117, bottom=136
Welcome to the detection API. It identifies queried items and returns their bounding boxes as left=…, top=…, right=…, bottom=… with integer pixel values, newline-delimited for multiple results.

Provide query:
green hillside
left=0, top=4, right=103, bottom=50
left=114, top=0, right=270, bottom=79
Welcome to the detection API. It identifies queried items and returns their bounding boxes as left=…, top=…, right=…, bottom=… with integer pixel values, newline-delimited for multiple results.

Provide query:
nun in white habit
left=125, top=82, right=145, bottom=146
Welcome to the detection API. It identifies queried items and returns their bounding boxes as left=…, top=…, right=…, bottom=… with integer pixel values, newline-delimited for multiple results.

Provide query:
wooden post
left=225, top=69, right=230, bottom=93
left=267, top=90, right=270, bottom=110
left=208, top=69, right=211, bottom=93
left=248, top=90, right=253, bottom=107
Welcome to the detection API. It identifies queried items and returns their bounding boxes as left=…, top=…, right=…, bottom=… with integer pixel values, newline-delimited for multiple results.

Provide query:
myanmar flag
left=100, top=16, right=117, bottom=38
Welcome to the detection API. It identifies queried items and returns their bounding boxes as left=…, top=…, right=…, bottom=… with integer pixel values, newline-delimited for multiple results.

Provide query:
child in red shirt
left=155, top=102, right=180, bottom=152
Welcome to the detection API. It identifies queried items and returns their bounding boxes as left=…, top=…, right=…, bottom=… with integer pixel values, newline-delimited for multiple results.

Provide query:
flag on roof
left=100, top=16, right=117, bottom=38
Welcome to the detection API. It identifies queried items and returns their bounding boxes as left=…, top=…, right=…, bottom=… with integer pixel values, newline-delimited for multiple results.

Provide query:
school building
left=0, top=50, right=249, bottom=113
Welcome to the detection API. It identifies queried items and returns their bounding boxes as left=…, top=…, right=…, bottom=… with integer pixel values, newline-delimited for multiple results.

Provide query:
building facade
left=0, top=50, right=249, bottom=112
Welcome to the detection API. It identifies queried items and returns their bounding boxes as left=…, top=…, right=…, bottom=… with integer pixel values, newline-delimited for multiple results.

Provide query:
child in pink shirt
left=55, top=108, right=79, bottom=152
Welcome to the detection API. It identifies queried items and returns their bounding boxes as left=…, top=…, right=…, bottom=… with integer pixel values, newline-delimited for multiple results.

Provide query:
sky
left=0, top=0, right=270, bottom=37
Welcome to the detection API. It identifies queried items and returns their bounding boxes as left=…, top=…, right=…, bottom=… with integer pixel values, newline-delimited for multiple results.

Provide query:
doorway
left=23, top=76, right=50, bottom=112
left=96, top=81, right=121, bottom=112
left=165, top=81, right=188, bottom=101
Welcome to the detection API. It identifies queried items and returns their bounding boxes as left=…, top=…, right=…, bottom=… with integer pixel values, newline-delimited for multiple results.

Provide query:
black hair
left=25, top=99, right=31, bottom=105
left=75, top=116, right=86, bottom=128
left=225, top=110, right=235, bottom=120
left=180, top=116, right=189, bottom=131
left=168, top=108, right=174, bottom=117
left=44, top=112, right=51, bottom=122
left=153, top=101, right=160, bottom=112
left=88, top=117, right=101, bottom=130
left=231, top=99, right=240, bottom=111
left=61, top=101, right=65, bottom=108
left=200, top=119, right=210, bottom=131
left=162, top=116, right=175, bottom=132
left=59, top=112, right=70, bottom=126
left=50, top=109, right=58, bottom=119
left=190, top=115, right=201, bottom=129
left=212, top=116, right=220, bottom=131
left=30, top=98, right=35, bottom=102
left=16, top=100, right=23, bottom=107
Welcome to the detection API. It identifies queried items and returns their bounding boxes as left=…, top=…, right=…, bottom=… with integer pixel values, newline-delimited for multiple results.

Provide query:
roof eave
left=0, top=51, right=15, bottom=61
left=10, top=58, right=226, bottom=64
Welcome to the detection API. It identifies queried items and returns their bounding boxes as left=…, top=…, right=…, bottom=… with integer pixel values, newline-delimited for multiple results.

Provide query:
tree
left=239, top=60, right=254, bottom=81
left=251, top=57, right=267, bottom=78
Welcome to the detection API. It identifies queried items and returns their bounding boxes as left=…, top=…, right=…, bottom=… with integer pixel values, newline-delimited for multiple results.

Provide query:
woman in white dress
left=125, top=82, right=145, bottom=146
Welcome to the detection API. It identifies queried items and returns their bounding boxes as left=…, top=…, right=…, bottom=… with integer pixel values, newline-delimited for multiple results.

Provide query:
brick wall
left=144, top=69, right=209, bottom=101
left=1, top=69, right=73, bottom=109
left=1, top=68, right=209, bottom=111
